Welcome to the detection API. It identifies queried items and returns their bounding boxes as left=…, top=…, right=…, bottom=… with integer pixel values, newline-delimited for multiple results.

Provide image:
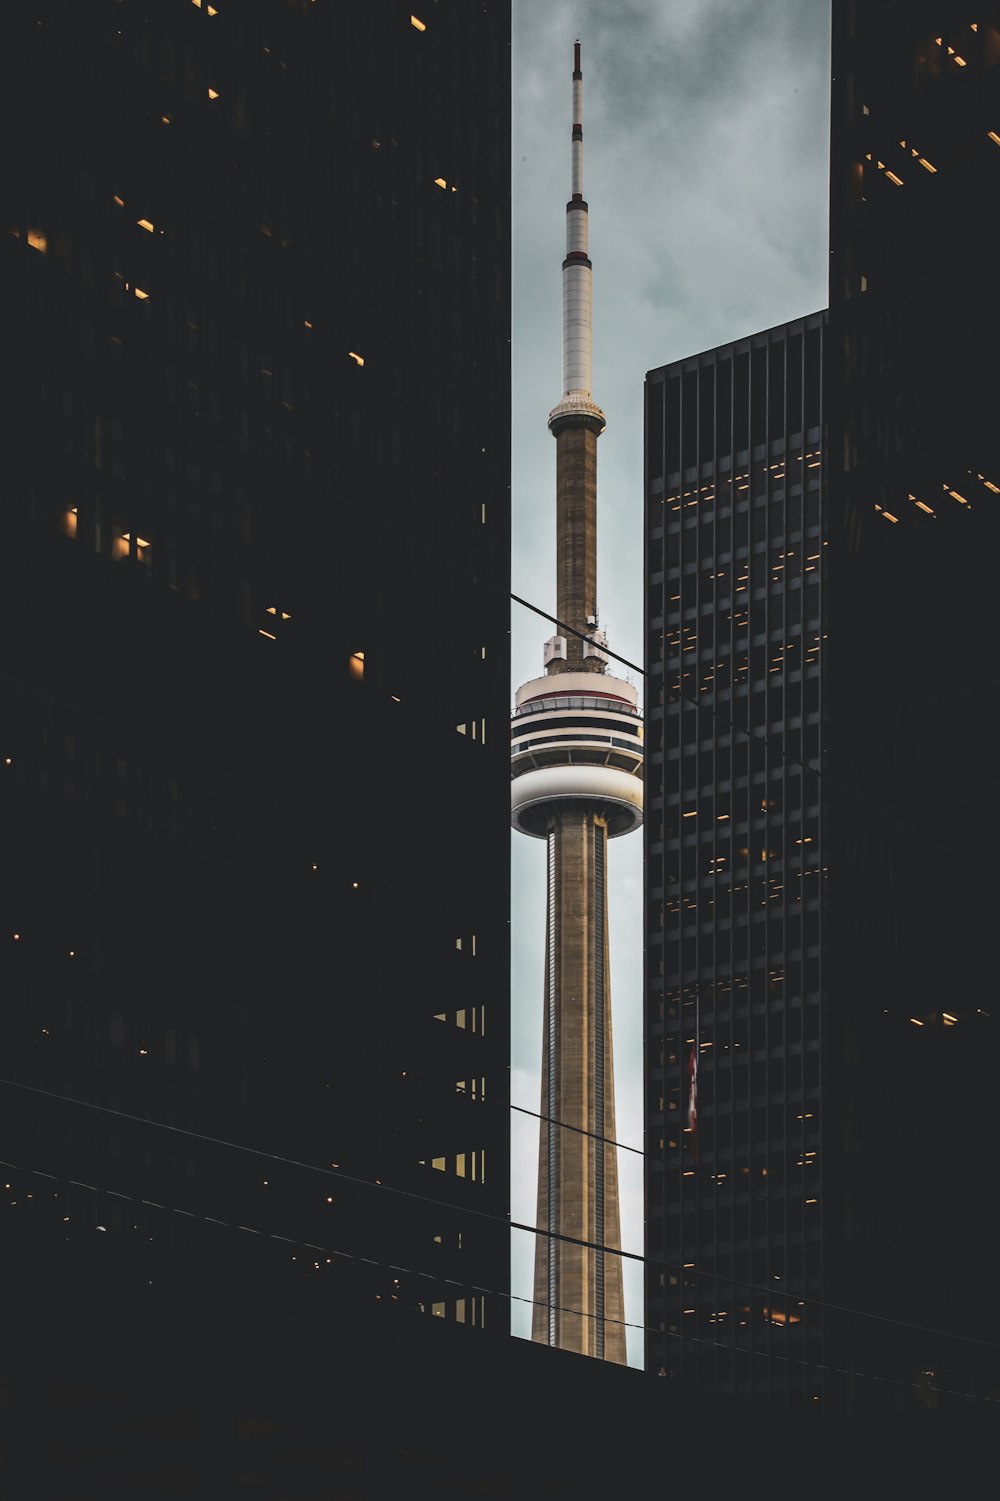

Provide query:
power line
left=4, top=1152, right=996, bottom=1408
left=5, top=1074, right=999, bottom=1360
left=13, top=316, right=993, bottom=882
left=11, top=308, right=994, bottom=891
left=510, top=594, right=993, bottom=881
left=510, top=1102, right=643, bottom=1156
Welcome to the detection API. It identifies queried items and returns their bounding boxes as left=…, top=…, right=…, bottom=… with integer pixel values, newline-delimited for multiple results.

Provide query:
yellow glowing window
left=989, top=131, right=1000, bottom=147
left=207, top=87, right=220, bottom=100
left=133, top=286, right=150, bottom=301
left=113, top=194, right=125, bottom=206
left=348, top=351, right=365, bottom=366
left=433, top=177, right=448, bottom=190
left=118, top=532, right=152, bottom=564
left=411, top=13, right=426, bottom=29
left=27, top=227, right=47, bottom=253
left=258, top=628, right=276, bottom=641
left=137, top=218, right=154, bottom=233
left=62, top=507, right=78, bottom=538
left=349, top=650, right=364, bottom=681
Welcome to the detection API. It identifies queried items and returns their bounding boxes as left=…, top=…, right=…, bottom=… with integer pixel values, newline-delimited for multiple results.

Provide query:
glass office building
left=644, top=315, right=828, bottom=1406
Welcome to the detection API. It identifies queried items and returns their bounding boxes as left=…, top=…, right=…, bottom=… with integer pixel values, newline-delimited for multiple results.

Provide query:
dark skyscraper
left=2, top=1, right=510, bottom=1488
left=644, top=0, right=1000, bottom=1413
left=825, top=0, right=1000, bottom=1406
left=643, top=314, right=828, bottom=1405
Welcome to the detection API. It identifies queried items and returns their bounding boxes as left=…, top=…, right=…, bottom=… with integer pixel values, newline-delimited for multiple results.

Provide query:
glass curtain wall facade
left=1, top=1, right=510, bottom=1487
left=826, top=0, right=1000, bottom=1406
left=644, top=315, right=827, bottom=1407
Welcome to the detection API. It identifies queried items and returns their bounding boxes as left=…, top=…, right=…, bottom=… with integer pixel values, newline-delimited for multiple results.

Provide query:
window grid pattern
left=644, top=313, right=828, bottom=1407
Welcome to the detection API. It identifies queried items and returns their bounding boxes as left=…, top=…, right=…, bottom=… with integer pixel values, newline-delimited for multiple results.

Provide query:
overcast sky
left=509, top=0, right=832, bottom=1365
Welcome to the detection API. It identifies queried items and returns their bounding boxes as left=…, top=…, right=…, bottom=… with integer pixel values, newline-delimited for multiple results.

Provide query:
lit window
left=27, top=227, right=47, bottom=253
left=117, top=531, right=152, bottom=564
left=62, top=507, right=78, bottom=538
left=133, top=286, right=150, bottom=301
left=349, top=650, right=364, bottom=681
left=348, top=351, right=365, bottom=366
left=411, top=14, right=426, bottom=30
left=207, top=87, right=220, bottom=100
left=137, top=218, right=154, bottom=233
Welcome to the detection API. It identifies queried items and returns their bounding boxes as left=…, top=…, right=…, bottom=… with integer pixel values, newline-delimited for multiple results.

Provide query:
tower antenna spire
left=549, top=40, right=604, bottom=426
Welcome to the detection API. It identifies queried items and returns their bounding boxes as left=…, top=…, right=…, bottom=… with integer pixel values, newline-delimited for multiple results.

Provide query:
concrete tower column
left=530, top=810, right=625, bottom=1362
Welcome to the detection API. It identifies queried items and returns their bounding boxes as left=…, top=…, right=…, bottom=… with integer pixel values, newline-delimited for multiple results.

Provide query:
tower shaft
left=555, top=424, right=600, bottom=670
left=531, top=810, right=625, bottom=1361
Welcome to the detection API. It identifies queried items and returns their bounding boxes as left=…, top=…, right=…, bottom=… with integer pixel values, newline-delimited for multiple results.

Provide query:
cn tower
left=511, top=42, right=643, bottom=1363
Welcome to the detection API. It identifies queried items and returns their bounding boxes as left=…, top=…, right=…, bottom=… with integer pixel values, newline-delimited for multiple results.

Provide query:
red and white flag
left=687, top=1044, right=699, bottom=1162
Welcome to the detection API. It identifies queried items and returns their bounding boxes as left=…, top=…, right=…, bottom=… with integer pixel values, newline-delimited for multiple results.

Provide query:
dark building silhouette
left=1, top=1, right=510, bottom=1489
left=643, top=313, right=828, bottom=1406
left=825, top=0, right=1000, bottom=1409
left=644, top=0, right=1000, bottom=1413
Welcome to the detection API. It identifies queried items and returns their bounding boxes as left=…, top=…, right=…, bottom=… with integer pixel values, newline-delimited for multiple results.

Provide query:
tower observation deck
left=512, top=42, right=643, bottom=1363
